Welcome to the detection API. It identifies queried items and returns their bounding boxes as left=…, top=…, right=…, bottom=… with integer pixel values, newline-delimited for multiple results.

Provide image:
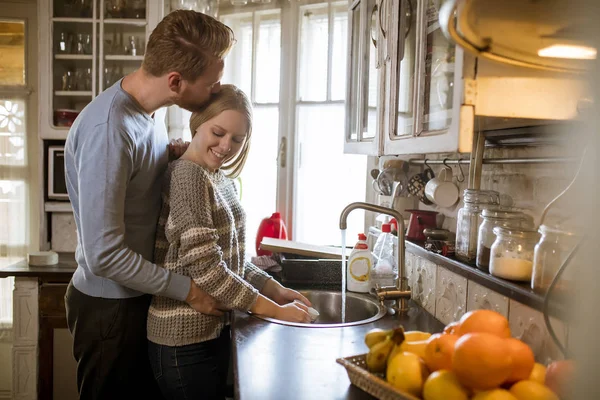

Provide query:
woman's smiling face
left=191, top=109, right=248, bottom=171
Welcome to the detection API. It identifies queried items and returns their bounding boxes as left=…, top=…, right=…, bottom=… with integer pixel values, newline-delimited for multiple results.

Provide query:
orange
left=452, top=332, right=513, bottom=390
left=423, top=333, right=459, bottom=372
left=510, top=380, right=559, bottom=400
left=505, top=338, right=535, bottom=383
left=458, top=310, right=511, bottom=338
left=444, top=321, right=461, bottom=335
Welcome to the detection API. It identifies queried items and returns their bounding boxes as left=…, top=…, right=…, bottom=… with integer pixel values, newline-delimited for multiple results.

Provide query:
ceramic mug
left=407, top=168, right=435, bottom=205
left=425, top=166, right=459, bottom=208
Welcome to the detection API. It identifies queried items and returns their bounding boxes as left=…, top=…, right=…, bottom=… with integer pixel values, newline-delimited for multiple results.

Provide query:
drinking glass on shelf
left=57, top=32, right=73, bottom=54
left=76, top=68, right=93, bottom=91
left=127, top=0, right=147, bottom=19
left=76, top=0, right=93, bottom=17
left=106, top=0, right=126, bottom=18
left=75, top=34, right=86, bottom=55
left=83, top=34, right=92, bottom=55
left=128, top=36, right=138, bottom=56
left=62, top=70, right=76, bottom=91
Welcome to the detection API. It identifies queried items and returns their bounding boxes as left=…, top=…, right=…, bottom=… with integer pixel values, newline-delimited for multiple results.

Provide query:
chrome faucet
left=339, top=202, right=411, bottom=313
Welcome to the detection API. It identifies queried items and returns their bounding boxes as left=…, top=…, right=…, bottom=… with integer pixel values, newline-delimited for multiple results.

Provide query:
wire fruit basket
left=336, top=354, right=421, bottom=400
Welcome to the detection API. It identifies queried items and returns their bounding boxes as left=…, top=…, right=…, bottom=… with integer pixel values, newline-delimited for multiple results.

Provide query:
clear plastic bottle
left=371, top=223, right=396, bottom=290
left=347, top=233, right=373, bottom=293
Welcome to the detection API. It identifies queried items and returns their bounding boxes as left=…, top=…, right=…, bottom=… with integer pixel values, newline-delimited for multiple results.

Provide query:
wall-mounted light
left=538, top=44, right=597, bottom=60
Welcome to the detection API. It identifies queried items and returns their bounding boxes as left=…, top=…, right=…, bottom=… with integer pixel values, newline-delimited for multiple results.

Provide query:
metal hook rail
left=407, top=157, right=578, bottom=165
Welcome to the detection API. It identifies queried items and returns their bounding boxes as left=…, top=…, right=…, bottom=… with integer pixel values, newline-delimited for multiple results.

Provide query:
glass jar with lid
left=455, top=190, right=500, bottom=263
left=476, top=209, right=533, bottom=271
left=489, top=227, right=540, bottom=282
left=532, top=225, right=580, bottom=298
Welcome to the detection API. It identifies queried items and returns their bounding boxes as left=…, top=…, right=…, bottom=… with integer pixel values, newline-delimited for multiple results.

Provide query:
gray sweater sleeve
left=74, top=123, right=191, bottom=301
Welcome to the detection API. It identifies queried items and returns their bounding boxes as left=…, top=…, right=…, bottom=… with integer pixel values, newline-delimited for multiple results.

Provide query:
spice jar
left=489, top=227, right=540, bottom=282
left=455, top=190, right=500, bottom=263
left=476, top=209, right=532, bottom=271
left=532, top=225, right=579, bottom=298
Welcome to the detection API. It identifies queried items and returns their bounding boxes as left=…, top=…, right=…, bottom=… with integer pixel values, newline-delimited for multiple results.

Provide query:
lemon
left=472, top=389, right=518, bottom=400
left=386, top=352, right=428, bottom=398
left=510, top=380, right=559, bottom=400
left=529, top=363, right=547, bottom=384
left=423, top=370, right=469, bottom=400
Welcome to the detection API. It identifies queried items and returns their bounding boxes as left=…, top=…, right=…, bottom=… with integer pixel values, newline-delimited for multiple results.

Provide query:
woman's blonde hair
left=189, top=85, right=252, bottom=179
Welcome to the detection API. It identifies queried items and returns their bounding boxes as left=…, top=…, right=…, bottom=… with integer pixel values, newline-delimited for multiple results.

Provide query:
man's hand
left=186, top=281, right=229, bottom=316
left=261, top=279, right=312, bottom=307
left=168, top=138, right=190, bottom=161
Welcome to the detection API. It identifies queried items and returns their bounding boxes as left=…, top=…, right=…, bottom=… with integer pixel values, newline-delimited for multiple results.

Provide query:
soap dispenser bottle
left=347, top=233, right=373, bottom=293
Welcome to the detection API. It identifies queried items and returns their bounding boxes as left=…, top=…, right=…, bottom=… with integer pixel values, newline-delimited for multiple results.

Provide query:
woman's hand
left=261, top=279, right=312, bottom=307
left=274, top=302, right=312, bottom=323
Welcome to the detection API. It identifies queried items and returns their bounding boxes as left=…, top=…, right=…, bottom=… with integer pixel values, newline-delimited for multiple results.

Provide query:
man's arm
left=72, top=124, right=189, bottom=301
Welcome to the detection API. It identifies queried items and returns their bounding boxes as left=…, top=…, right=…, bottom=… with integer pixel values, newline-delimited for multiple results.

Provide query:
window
left=0, top=19, right=29, bottom=328
left=167, top=1, right=367, bottom=254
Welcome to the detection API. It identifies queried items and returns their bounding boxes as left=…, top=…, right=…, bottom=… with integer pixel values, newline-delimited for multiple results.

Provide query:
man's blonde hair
left=143, top=10, right=235, bottom=81
left=189, top=85, right=252, bottom=179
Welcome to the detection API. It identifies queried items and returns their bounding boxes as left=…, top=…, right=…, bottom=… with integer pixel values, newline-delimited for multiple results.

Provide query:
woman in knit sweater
left=147, top=84, right=311, bottom=399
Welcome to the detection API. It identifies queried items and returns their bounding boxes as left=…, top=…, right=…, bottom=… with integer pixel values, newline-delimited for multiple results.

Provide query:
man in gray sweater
left=63, top=10, right=235, bottom=400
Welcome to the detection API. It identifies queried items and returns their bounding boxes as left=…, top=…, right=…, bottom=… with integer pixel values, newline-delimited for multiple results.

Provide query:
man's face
left=175, top=59, right=224, bottom=111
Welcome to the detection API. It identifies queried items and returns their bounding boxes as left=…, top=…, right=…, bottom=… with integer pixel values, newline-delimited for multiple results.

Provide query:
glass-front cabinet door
left=417, top=0, right=455, bottom=134
left=344, top=0, right=382, bottom=155
left=383, top=0, right=463, bottom=155
left=40, top=0, right=159, bottom=139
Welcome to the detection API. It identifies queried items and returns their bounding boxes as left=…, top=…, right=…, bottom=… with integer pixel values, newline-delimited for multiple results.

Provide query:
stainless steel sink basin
left=253, top=290, right=387, bottom=328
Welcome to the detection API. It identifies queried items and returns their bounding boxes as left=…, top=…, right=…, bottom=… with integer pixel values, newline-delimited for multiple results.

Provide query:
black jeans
left=64, top=281, right=164, bottom=400
left=148, top=326, right=231, bottom=400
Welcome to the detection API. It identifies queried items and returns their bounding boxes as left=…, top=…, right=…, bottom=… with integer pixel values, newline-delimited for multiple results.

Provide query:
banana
left=364, top=328, right=393, bottom=349
left=366, top=327, right=405, bottom=373
left=396, top=338, right=429, bottom=360
left=403, top=331, right=432, bottom=342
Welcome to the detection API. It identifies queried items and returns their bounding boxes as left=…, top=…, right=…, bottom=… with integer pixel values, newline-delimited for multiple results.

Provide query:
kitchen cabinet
left=345, top=0, right=470, bottom=156
left=38, top=0, right=164, bottom=140
left=344, top=0, right=384, bottom=155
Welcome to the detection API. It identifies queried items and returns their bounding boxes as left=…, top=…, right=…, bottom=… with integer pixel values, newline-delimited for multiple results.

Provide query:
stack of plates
left=28, top=251, right=59, bottom=266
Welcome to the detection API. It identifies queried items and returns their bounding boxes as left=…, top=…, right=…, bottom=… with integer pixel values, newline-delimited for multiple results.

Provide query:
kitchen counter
left=232, top=300, right=444, bottom=400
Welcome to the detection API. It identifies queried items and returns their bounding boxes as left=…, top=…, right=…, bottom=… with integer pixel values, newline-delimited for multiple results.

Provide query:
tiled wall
left=380, top=145, right=580, bottom=233
left=406, top=251, right=568, bottom=364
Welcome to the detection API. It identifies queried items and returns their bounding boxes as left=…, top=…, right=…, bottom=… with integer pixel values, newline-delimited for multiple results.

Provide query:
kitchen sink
left=253, top=290, right=387, bottom=328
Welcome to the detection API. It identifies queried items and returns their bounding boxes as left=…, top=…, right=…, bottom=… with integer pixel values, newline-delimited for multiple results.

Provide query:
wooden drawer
left=39, top=283, right=68, bottom=317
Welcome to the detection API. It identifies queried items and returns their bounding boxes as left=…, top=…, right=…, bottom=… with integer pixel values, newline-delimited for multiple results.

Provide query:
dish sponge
left=294, top=300, right=320, bottom=322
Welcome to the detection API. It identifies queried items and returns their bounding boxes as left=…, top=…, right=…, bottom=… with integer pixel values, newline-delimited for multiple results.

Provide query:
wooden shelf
left=54, top=91, right=92, bottom=97
left=55, top=54, right=93, bottom=60
left=103, top=18, right=147, bottom=26
left=52, top=17, right=94, bottom=23
left=104, top=55, right=144, bottom=61
left=44, top=202, right=72, bottom=213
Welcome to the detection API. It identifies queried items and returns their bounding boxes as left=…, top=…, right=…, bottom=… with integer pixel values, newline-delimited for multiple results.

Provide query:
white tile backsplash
left=435, top=267, right=467, bottom=325
left=412, top=257, right=437, bottom=315
left=466, top=280, right=509, bottom=318
left=51, top=213, right=77, bottom=252
left=508, top=299, right=568, bottom=364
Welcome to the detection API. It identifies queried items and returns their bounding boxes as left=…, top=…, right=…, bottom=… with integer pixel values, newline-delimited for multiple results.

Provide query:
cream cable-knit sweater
left=147, top=159, right=271, bottom=346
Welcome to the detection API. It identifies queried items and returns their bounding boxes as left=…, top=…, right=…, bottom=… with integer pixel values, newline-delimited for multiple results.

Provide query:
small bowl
left=54, top=109, right=79, bottom=127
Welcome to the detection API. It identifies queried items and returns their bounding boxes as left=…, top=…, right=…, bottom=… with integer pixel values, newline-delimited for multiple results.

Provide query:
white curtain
left=0, top=20, right=30, bottom=328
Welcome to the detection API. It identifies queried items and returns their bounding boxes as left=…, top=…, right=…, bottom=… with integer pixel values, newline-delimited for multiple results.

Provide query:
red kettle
left=405, top=210, right=438, bottom=241
left=255, top=212, right=288, bottom=256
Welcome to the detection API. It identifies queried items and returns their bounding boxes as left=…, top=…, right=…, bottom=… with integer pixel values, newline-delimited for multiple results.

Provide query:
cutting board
left=259, top=237, right=349, bottom=260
